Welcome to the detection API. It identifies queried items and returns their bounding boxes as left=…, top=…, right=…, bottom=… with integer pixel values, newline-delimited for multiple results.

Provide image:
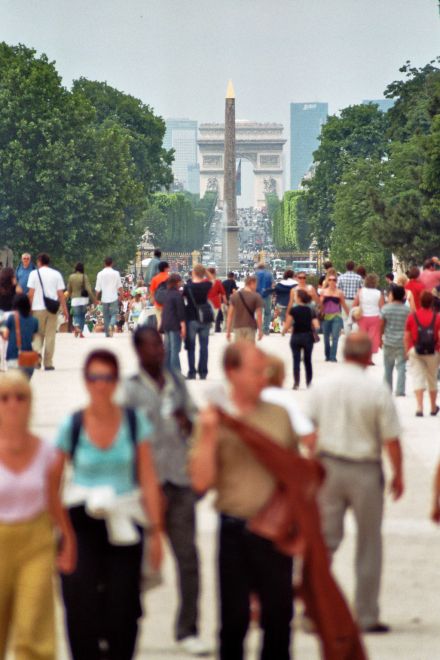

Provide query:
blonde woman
left=0, top=371, right=75, bottom=659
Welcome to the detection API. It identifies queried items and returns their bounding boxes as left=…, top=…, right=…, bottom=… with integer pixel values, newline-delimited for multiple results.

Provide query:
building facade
left=290, top=102, right=328, bottom=190
left=362, top=99, right=395, bottom=113
left=164, top=118, right=200, bottom=194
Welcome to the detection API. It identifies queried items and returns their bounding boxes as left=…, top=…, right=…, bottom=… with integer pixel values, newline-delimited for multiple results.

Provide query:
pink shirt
left=419, top=269, right=440, bottom=291
left=0, top=440, right=55, bottom=523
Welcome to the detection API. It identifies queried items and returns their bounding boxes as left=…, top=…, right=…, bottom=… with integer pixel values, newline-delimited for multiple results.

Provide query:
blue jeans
left=383, top=345, right=406, bottom=395
left=164, top=331, right=182, bottom=373
left=186, top=320, right=210, bottom=378
left=322, top=316, right=343, bottom=361
left=102, top=301, right=119, bottom=336
left=262, top=296, right=272, bottom=335
left=72, top=305, right=87, bottom=332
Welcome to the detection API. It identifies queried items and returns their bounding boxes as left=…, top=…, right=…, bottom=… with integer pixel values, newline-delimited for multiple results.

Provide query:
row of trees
left=144, top=191, right=217, bottom=252
left=272, top=58, right=440, bottom=274
left=268, top=191, right=311, bottom=251
left=0, top=43, right=174, bottom=275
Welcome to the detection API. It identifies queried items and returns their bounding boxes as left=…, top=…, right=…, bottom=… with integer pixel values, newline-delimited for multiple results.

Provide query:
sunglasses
left=85, top=373, right=117, bottom=383
left=328, top=278, right=337, bottom=282
left=298, top=276, right=306, bottom=279
left=0, top=392, right=29, bottom=403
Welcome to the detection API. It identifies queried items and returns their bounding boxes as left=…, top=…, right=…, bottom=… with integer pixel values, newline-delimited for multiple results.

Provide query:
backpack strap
left=124, top=407, right=138, bottom=448
left=70, top=410, right=84, bottom=462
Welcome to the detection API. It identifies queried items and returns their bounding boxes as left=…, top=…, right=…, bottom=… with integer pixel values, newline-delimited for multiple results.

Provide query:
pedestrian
left=287, top=271, right=319, bottom=309
left=381, top=285, right=410, bottom=397
left=0, top=267, right=20, bottom=370
left=121, top=327, right=210, bottom=656
left=356, top=265, right=367, bottom=283
left=282, top=289, right=319, bottom=389
left=183, top=264, right=213, bottom=380
left=306, top=332, right=404, bottom=633
left=150, top=261, right=170, bottom=327
left=256, top=262, right=274, bottom=335
left=15, top=252, right=36, bottom=294
left=95, top=257, right=123, bottom=338
left=144, top=248, right=162, bottom=286
left=353, top=273, right=384, bottom=361
left=419, top=257, right=440, bottom=291
left=274, top=269, right=298, bottom=322
left=2, top=294, right=39, bottom=379
left=27, top=253, right=69, bottom=371
left=217, top=271, right=238, bottom=332
left=161, top=273, right=186, bottom=374
left=404, top=290, right=440, bottom=417
left=189, top=342, right=298, bottom=660
left=67, top=262, right=95, bottom=337
left=226, top=274, right=263, bottom=343
left=404, top=267, right=424, bottom=310
left=337, top=261, right=363, bottom=334
left=320, top=273, right=349, bottom=362
left=0, top=371, right=75, bottom=659
left=128, top=293, right=145, bottom=330
left=53, top=349, right=163, bottom=660
left=207, top=267, right=227, bottom=333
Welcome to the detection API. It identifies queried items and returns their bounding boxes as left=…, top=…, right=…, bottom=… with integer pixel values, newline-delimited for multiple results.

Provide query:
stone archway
left=198, top=121, right=286, bottom=208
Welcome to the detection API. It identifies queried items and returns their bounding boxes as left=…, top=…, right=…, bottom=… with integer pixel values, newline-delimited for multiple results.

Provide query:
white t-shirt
left=261, top=387, right=314, bottom=436
left=360, top=288, right=381, bottom=317
left=95, top=267, right=122, bottom=303
left=28, top=266, right=65, bottom=311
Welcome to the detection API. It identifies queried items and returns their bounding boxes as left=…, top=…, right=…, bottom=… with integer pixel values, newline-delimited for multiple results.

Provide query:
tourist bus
left=291, top=259, right=318, bottom=274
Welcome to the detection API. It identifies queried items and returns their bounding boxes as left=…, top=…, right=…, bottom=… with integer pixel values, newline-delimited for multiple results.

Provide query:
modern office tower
left=187, top=163, right=200, bottom=195
left=290, top=102, right=328, bottom=190
left=164, top=119, right=198, bottom=191
left=362, top=98, right=395, bottom=113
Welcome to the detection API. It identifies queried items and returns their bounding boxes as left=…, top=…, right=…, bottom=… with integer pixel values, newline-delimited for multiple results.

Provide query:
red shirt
left=405, top=280, right=424, bottom=309
left=208, top=279, right=226, bottom=309
left=150, top=272, right=169, bottom=308
left=405, top=308, right=440, bottom=350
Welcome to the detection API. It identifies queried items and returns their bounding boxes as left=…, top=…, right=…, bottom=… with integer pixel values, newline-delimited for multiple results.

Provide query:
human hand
left=199, top=406, right=220, bottom=436
left=390, top=473, right=404, bottom=500
left=148, top=529, right=163, bottom=571
left=257, top=330, right=263, bottom=341
left=431, top=501, right=440, bottom=524
left=57, top=533, right=77, bottom=574
left=226, top=332, right=231, bottom=342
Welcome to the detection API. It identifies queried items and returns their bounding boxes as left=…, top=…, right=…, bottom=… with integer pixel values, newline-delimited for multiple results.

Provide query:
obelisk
left=222, top=80, right=240, bottom=274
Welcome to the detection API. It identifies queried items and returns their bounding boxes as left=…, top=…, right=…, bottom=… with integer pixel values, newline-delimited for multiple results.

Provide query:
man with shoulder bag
left=183, top=265, right=212, bottom=380
left=27, top=253, right=68, bottom=371
left=226, top=275, right=263, bottom=343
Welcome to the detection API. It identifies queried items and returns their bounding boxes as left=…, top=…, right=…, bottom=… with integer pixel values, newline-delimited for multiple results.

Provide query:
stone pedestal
left=219, top=225, right=240, bottom=275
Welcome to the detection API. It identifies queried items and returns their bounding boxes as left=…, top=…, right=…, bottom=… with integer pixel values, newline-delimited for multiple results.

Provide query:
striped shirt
left=381, top=303, right=410, bottom=348
left=337, top=271, right=362, bottom=299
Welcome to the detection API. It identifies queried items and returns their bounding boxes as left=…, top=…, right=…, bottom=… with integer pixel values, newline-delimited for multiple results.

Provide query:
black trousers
left=163, top=482, right=200, bottom=641
left=61, top=506, right=143, bottom=660
left=219, top=515, right=294, bottom=660
left=290, top=332, right=314, bottom=386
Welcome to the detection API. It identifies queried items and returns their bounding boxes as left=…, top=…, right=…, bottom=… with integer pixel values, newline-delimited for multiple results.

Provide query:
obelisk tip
left=226, top=80, right=235, bottom=99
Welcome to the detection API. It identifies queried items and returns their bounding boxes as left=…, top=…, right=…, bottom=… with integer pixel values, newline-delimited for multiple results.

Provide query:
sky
left=1, top=0, right=439, bottom=201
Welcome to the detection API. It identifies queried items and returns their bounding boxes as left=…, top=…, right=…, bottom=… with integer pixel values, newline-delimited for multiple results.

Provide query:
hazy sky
left=1, top=0, right=439, bottom=201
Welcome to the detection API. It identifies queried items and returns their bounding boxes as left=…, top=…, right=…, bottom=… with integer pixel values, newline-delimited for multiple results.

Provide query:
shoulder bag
left=186, top=285, right=214, bottom=324
left=238, top=290, right=256, bottom=323
left=14, top=313, right=40, bottom=368
left=80, top=274, right=89, bottom=298
left=37, top=270, right=60, bottom=314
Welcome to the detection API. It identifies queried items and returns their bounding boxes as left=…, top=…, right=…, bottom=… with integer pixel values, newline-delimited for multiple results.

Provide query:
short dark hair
left=297, top=289, right=312, bottom=304
left=84, top=350, right=119, bottom=379
left=12, top=293, right=31, bottom=317
left=420, top=291, right=434, bottom=309
left=158, top=261, right=169, bottom=273
left=167, top=273, right=182, bottom=288
left=223, top=344, right=243, bottom=371
left=154, top=249, right=162, bottom=258
left=390, top=284, right=405, bottom=302
left=104, top=257, right=113, bottom=267
left=284, top=270, right=294, bottom=280
left=133, top=325, right=161, bottom=349
left=75, top=262, right=84, bottom=274
left=408, top=266, right=420, bottom=280
left=227, top=272, right=235, bottom=279
left=346, top=261, right=355, bottom=271
left=424, top=259, right=434, bottom=270
left=386, top=272, right=394, bottom=281
left=356, top=266, right=366, bottom=278
left=37, top=253, right=50, bottom=266
left=323, top=260, right=333, bottom=270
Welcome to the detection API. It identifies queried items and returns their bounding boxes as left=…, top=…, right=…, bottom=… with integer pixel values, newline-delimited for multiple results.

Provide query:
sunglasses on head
left=85, top=373, right=117, bottom=383
left=0, top=392, right=29, bottom=403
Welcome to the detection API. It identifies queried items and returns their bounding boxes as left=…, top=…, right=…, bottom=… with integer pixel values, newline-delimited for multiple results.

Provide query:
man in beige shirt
left=306, top=332, right=404, bottom=634
left=226, top=275, right=263, bottom=343
left=190, top=342, right=298, bottom=660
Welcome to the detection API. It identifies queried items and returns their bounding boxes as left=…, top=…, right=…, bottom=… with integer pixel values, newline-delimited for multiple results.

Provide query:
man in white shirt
left=95, top=257, right=123, bottom=337
left=305, top=332, right=403, bottom=634
left=28, top=253, right=68, bottom=370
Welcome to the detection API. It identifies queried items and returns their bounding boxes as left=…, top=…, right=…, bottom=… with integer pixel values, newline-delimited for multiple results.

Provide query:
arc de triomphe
left=198, top=121, right=286, bottom=208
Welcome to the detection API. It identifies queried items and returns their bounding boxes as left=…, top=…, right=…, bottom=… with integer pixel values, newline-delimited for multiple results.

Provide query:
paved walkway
left=31, top=331, right=440, bottom=659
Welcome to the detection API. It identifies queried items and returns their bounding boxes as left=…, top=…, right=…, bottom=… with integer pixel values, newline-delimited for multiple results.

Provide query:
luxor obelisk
left=222, top=80, right=240, bottom=274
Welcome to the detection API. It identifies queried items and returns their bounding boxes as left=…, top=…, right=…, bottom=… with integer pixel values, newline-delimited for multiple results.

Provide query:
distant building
left=187, top=163, right=200, bottom=195
left=290, top=102, right=328, bottom=190
left=362, top=98, right=395, bottom=113
left=164, top=118, right=199, bottom=193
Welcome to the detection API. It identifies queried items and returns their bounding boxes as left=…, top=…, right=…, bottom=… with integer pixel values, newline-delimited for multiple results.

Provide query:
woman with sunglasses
left=287, top=271, right=319, bottom=311
left=320, top=275, right=349, bottom=362
left=0, top=371, right=75, bottom=659
left=52, top=349, right=163, bottom=660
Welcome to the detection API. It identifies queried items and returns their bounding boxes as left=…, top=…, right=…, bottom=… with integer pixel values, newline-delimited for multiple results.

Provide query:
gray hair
left=343, top=332, right=372, bottom=362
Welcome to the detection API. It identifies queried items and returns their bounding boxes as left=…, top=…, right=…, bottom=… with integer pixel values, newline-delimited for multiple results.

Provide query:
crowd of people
left=2, top=249, right=440, bottom=659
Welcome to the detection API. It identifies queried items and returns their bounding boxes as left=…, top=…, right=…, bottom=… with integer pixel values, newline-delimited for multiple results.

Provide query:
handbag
left=186, top=285, right=214, bottom=324
left=14, top=313, right=40, bottom=368
left=37, top=270, right=60, bottom=315
left=80, top=274, right=89, bottom=299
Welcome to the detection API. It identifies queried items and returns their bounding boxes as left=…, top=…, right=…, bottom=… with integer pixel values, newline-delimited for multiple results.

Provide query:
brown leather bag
left=14, top=313, right=39, bottom=368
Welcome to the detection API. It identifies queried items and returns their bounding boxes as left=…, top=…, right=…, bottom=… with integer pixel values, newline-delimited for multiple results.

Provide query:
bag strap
left=413, top=311, right=437, bottom=330
left=14, top=312, right=22, bottom=352
left=36, top=269, right=47, bottom=298
left=186, top=284, right=200, bottom=311
left=238, top=290, right=255, bottom=321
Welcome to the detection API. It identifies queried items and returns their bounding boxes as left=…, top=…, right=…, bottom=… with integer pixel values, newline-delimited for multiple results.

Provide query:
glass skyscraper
left=362, top=99, right=395, bottom=113
left=164, top=118, right=199, bottom=194
left=290, top=102, right=328, bottom=190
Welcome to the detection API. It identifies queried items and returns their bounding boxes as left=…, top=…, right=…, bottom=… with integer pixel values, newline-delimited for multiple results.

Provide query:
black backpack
left=154, top=281, right=168, bottom=305
left=414, top=312, right=437, bottom=355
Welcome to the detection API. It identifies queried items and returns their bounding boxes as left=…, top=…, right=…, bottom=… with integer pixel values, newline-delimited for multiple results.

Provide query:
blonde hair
left=193, top=264, right=206, bottom=278
left=266, top=355, right=285, bottom=387
left=0, top=371, right=32, bottom=424
left=396, top=274, right=408, bottom=286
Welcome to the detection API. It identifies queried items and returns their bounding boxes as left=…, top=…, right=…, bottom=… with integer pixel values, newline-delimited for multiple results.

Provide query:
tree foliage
left=271, top=191, right=311, bottom=251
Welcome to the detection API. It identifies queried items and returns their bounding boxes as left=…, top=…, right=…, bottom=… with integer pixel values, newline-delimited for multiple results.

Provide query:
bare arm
left=283, top=314, right=293, bottom=335
left=28, top=288, right=35, bottom=305
left=58, top=290, right=69, bottom=318
left=226, top=304, right=235, bottom=341
left=384, top=438, right=404, bottom=500
left=47, top=451, right=77, bottom=573
left=404, top=330, right=412, bottom=356
left=339, top=291, right=349, bottom=316
left=378, top=293, right=385, bottom=309
left=137, top=442, right=164, bottom=570
left=189, top=407, right=219, bottom=494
